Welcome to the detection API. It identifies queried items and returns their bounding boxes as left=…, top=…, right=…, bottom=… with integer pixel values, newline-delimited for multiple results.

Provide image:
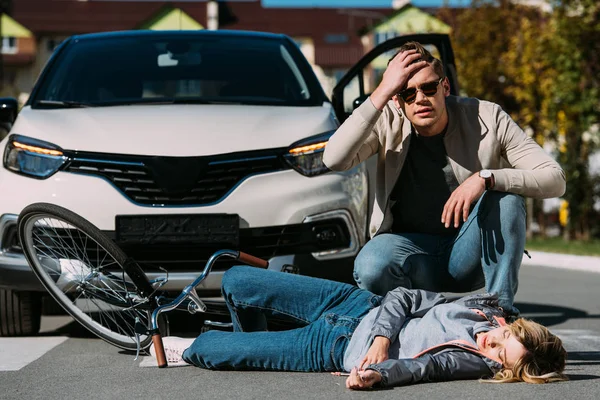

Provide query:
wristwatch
left=479, top=169, right=494, bottom=190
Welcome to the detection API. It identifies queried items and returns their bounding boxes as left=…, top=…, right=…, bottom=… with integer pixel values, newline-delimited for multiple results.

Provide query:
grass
left=525, top=237, right=600, bottom=257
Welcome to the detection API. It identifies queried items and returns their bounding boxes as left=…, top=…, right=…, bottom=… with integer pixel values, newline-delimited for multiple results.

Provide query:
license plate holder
left=115, top=214, right=240, bottom=246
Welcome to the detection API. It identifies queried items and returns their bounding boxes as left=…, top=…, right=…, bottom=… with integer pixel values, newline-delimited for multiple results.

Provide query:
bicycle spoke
left=21, top=210, right=152, bottom=349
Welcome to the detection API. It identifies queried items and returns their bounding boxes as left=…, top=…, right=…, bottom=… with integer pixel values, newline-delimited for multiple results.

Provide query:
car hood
left=11, top=103, right=337, bottom=156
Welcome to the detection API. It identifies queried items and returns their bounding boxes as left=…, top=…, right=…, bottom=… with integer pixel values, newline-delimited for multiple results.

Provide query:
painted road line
left=522, top=251, right=600, bottom=274
left=0, top=337, right=68, bottom=371
left=552, top=329, right=600, bottom=352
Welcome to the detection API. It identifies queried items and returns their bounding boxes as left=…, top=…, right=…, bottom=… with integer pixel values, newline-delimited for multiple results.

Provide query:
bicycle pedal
left=280, top=264, right=300, bottom=274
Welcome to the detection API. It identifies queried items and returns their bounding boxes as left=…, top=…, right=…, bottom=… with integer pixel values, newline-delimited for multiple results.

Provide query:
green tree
left=501, top=14, right=556, bottom=237
left=542, top=0, right=600, bottom=239
left=438, top=0, right=541, bottom=115
left=438, top=1, right=551, bottom=238
left=440, top=0, right=600, bottom=240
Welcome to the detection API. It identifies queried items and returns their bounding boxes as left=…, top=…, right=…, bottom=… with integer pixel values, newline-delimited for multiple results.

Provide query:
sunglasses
left=397, top=77, right=444, bottom=104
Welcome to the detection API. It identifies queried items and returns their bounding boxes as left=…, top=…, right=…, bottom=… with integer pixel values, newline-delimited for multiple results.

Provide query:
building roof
left=360, top=5, right=450, bottom=36
left=12, top=0, right=166, bottom=34
left=138, top=7, right=205, bottom=30
left=1, top=13, right=33, bottom=38
left=11, top=0, right=394, bottom=68
left=215, top=2, right=390, bottom=67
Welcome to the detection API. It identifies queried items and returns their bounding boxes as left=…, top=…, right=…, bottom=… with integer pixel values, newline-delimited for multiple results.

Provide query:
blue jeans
left=354, top=191, right=525, bottom=315
left=182, top=266, right=381, bottom=371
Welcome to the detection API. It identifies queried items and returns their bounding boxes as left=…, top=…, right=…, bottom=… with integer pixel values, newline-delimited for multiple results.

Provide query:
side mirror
left=0, top=98, right=18, bottom=125
left=352, top=94, right=371, bottom=110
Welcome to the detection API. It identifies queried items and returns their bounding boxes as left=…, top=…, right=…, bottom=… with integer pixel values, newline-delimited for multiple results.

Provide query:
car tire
left=0, top=289, right=42, bottom=336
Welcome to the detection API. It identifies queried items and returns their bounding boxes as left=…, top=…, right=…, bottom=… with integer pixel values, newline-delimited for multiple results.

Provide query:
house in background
left=0, top=13, right=36, bottom=99
left=138, top=7, right=205, bottom=31
left=360, top=4, right=451, bottom=93
left=335, top=3, right=451, bottom=112
left=3, top=0, right=452, bottom=102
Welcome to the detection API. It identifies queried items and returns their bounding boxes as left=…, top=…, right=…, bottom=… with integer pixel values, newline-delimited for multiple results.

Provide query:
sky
left=262, top=0, right=470, bottom=7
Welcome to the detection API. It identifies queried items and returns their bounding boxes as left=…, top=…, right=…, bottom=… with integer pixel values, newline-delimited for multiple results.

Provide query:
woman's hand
left=346, top=367, right=382, bottom=390
left=359, top=336, right=390, bottom=370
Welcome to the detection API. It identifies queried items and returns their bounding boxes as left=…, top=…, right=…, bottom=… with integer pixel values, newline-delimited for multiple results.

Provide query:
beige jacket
left=323, top=96, right=566, bottom=238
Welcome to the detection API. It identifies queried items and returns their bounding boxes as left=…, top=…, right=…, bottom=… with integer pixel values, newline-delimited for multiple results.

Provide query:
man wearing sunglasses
left=323, top=42, right=565, bottom=318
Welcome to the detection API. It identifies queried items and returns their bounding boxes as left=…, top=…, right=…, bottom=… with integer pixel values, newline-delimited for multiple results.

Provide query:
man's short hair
left=388, top=41, right=445, bottom=80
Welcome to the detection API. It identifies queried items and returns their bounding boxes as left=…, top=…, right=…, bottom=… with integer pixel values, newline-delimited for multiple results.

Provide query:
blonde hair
left=482, top=318, right=568, bottom=384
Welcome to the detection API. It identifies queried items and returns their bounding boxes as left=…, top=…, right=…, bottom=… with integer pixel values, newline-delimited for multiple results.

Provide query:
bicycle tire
left=18, top=203, right=155, bottom=350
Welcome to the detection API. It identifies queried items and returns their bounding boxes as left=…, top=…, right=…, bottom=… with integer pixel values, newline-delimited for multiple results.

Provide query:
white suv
left=0, top=30, right=371, bottom=335
left=0, top=30, right=458, bottom=336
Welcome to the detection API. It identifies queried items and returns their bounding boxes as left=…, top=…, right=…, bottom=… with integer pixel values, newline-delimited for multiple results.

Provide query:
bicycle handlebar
left=152, top=332, right=168, bottom=368
left=149, top=249, right=268, bottom=367
left=237, top=251, right=269, bottom=268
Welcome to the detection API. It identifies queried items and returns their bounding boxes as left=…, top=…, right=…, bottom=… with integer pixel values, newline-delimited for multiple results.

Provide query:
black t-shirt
left=390, top=128, right=461, bottom=236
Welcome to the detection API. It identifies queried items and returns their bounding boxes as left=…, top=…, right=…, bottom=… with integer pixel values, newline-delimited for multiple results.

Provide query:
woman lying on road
left=150, top=267, right=567, bottom=390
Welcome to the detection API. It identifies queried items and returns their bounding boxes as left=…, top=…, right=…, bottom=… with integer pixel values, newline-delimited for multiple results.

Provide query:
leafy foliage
left=438, top=0, right=600, bottom=239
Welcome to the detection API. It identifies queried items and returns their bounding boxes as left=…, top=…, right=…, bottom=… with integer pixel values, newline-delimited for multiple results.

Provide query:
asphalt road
left=1, top=263, right=599, bottom=400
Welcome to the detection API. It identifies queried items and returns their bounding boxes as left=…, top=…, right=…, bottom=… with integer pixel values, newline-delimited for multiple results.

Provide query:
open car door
left=331, top=33, right=459, bottom=124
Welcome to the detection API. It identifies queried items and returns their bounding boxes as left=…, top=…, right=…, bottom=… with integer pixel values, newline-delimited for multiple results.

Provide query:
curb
left=521, top=250, right=600, bottom=274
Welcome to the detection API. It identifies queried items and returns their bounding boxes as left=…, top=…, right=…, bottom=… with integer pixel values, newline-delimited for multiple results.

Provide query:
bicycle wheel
left=18, top=203, right=155, bottom=350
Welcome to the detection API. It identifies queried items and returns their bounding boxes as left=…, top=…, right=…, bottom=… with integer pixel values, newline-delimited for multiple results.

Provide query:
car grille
left=63, top=150, right=289, bottom=206
left=13, top=218, right=351, bottom=273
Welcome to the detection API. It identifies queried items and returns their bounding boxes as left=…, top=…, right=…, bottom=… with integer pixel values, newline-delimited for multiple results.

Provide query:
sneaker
left=149, top=336, right=195, bottom=367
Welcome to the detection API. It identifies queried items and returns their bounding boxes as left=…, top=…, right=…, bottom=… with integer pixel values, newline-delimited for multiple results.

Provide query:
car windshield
left=32, top=33, right=324, bottom=108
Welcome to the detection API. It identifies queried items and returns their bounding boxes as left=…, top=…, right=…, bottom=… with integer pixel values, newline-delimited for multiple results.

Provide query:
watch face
left=480, top=170, right=492, bottom=179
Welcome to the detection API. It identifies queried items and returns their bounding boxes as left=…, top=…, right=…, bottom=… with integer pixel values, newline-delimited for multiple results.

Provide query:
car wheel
left=0, top=289, right=42, bottom=336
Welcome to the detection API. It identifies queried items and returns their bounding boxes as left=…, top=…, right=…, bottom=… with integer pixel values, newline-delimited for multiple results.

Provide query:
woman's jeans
left=354, top=191, right=525, bottom=315
left=182, top=266, right=381, bottom=371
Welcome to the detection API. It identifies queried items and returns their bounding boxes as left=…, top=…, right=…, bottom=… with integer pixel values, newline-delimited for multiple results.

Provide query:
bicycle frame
left=146, top=249, right=268, bottom=368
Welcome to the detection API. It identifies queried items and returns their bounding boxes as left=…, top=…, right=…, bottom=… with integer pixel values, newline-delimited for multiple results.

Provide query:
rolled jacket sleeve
left=323, top=98, right=382, bottom=171
left=367, top=350, right=493, bottom=387
left=491, top=105, right=566, bottom=198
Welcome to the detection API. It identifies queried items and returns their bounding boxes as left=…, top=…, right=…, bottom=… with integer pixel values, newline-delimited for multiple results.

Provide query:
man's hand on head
left=441, top=173, right=487, bottom=229
left=370, top=49, right=427, bottom=110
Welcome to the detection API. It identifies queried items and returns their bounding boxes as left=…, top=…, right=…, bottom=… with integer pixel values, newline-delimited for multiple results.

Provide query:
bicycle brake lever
left=187, top=291, right=207, bottom=314
left=149, top=277, right=168, bottom=290
left=146, top=266, right=169, bottom=300
left=188, top=299, right=207, bottom=314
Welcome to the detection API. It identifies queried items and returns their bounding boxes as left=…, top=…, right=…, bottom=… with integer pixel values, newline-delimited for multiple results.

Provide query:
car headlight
left=284, top=130, right=334, bottom=177
left=3, top=134, right=67, bottom=179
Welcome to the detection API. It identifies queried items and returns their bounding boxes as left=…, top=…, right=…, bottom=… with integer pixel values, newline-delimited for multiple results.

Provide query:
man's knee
left=481, top=192, right=526, bottom=229
left=353, top=254, right=383, bottom=290
left=354, top=247, right=407, bottom=294
left=484, top=192, right=525, bottom=213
